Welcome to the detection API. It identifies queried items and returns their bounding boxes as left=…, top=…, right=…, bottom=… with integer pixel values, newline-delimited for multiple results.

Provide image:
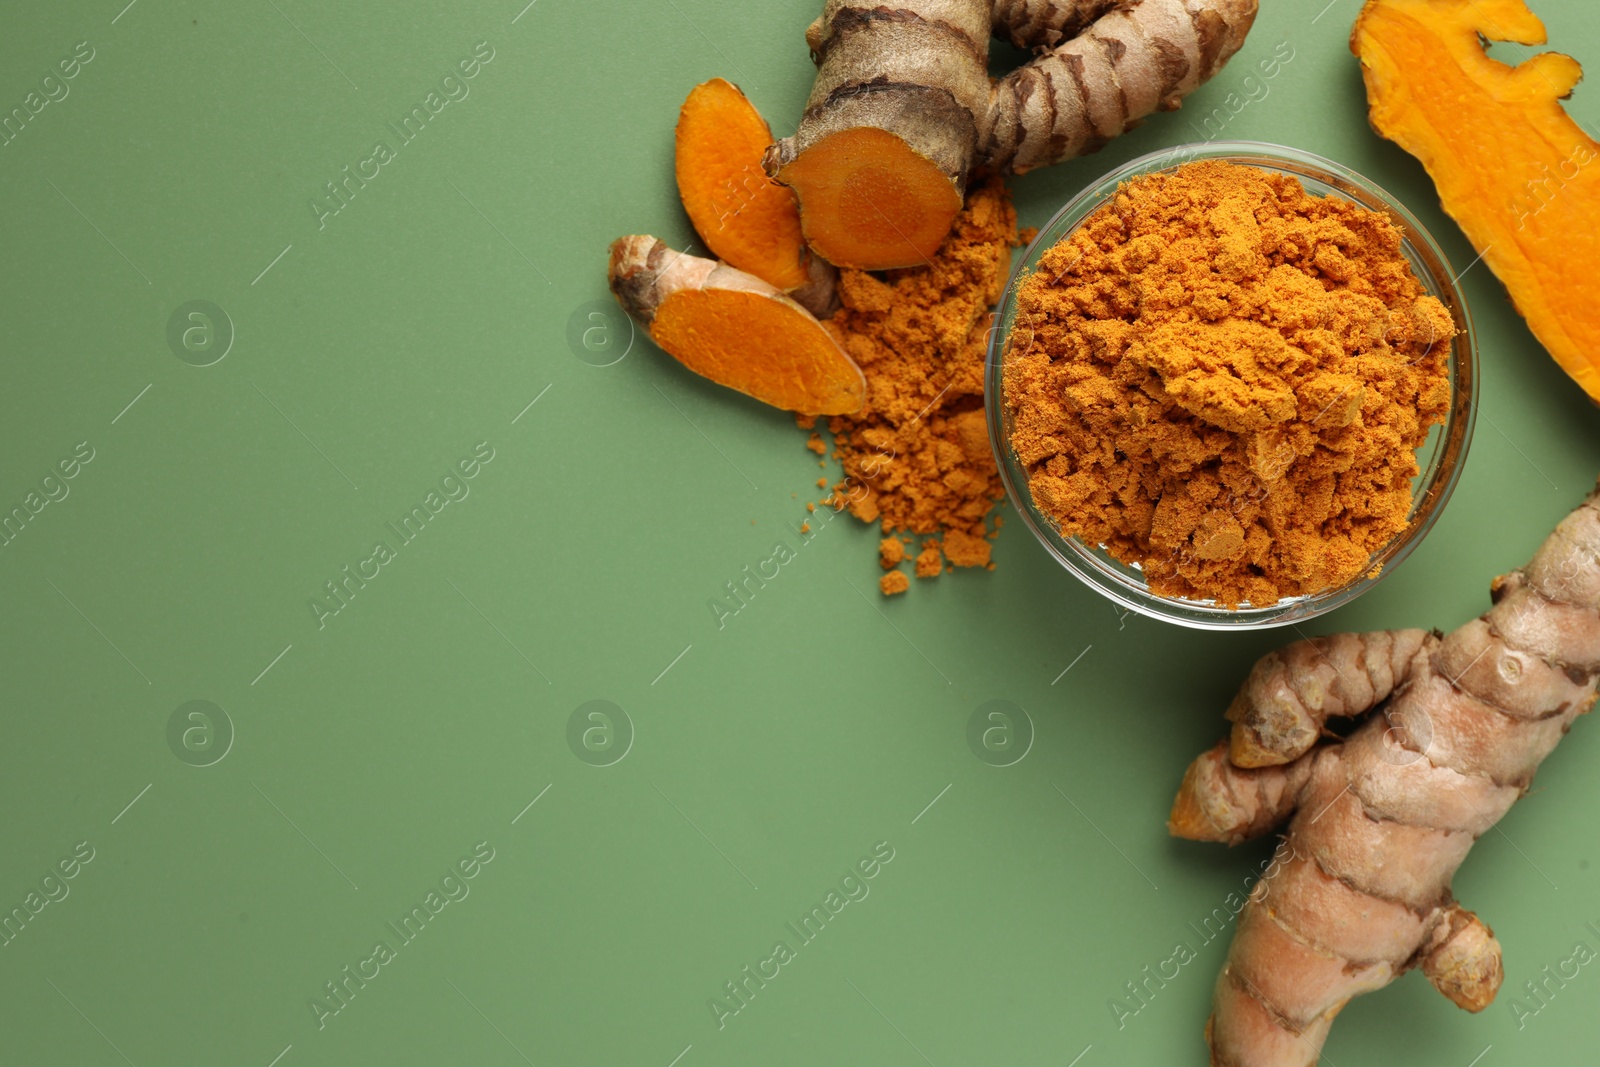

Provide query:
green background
left=2, top=1, right=1597, bottom=1064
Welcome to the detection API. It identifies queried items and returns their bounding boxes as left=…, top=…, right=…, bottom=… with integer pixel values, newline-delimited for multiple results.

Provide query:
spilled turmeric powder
left=1004, top=161, right=1453, bottom=607
left=805, top=180, right=1023, bottom=590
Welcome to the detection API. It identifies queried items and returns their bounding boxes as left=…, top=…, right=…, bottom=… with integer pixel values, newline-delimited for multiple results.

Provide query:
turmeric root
left=1171, top=481, right=1600, bottom=1066
left=675, top=78, right=838, bottom=316
left=984, top=0, right=1259, bottom=174
left=608, top=236, right=865, bottom=416
left=992, top=0, right=1124, bottom=51
left=766, top=0, right=993, bottom=271
left=767, top=0, right=1257, bottom=270
left=1353, top=0, right=1600, bottom=400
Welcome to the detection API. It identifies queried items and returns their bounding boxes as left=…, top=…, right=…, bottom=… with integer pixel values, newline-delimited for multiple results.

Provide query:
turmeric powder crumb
left=814, top=179, right=1020, bottom=593
left=1003, top=161, right=1453, bottom=608
left=800, top=522, right=811, bottom=534
left=942, top=528, right=992, bottom=568
left=915, top=543, right=944, bottom=578
left=879, top=537, right=905, bottom=569
left=880, top=570, right=910, bottom=596
left=806, top=433, right=826, bottom=455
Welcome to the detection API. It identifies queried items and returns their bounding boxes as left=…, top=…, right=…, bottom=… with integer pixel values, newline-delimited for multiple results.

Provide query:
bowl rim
left=984, top=140, right=1479, bottom=631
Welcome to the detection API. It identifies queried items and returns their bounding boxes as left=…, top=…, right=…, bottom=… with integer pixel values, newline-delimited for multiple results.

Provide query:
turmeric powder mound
left=1004, top=161, right=1453, bottom=608
left=878, top=537, right=905, bottom=569
left=812, top=180, right=1021, bottom=584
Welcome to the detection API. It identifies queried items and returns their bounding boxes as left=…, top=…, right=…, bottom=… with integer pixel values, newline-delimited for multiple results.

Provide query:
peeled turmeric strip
left=608, top=236, right=865, bottom=416
left=675, top=79, right=816, bottom=293
left=1353, top=0, right=1600, bottom=400
left=764, top=0, right=993, bottom=270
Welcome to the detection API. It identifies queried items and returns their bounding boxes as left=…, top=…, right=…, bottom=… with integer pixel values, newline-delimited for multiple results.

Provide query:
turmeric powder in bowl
left=1001, top=158, right=1456, bottom=609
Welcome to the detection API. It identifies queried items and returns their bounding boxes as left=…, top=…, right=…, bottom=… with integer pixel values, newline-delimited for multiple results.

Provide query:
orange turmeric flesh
left=675, top=78, right=811, bottom=291
left=608, top=236, right=865, bottom=416
left=774, top=127, right=963, bottom=271
left=1353, top=0, right=1600, bottom=399
left=651, top=287, right=864, bottom=415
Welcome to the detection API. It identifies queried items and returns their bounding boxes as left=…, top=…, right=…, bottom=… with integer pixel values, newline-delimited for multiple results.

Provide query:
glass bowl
left=985, top=141, right=1477, bottom=630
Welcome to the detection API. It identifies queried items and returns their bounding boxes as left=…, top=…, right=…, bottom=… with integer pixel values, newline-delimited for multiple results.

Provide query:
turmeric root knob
left=1422, top=905, right=1503, bottom=1013
left=608, top=236, right=865, bottom=417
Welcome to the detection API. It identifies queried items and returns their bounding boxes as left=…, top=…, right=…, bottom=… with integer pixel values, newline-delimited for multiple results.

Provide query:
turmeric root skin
left=992, top=0, right=1124, bottom=51
left=985, top=0, right=1259, bottom=175
left=1224, top=629, right=1433, bottom=767
left=1422, top=905, right=1503, bottom=1013
left=608, top=236, right=865, bottom=417
left=1171, top=480, right=1600, bottom=1066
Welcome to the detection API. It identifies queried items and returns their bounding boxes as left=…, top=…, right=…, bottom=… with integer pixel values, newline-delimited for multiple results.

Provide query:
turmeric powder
left=811, top=180, right=1022, bottom=585
left=1004, top=161, right=1453, bottom=607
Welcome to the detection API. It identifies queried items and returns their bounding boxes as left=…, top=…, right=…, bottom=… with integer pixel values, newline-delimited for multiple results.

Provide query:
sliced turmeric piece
left=1353, top=0, right=1600, bottom=399
left=769, top=126, right=964, bottom=271
left=675, top=78, right=812, bottom=291
left=608, top=235, right=865, bottom=416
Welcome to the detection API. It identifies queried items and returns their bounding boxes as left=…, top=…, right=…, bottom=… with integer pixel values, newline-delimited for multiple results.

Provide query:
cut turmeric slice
left=1353, top=0, right=1600, bottom=399
left=608, top=235, right=865, bottom=416
left=768, top=126, right=964, bottom=271
left=675, top=78, right=813, bottom=292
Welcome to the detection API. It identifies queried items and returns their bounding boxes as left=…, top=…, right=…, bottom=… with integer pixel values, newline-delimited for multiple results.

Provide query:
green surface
left=2, top=1, right=1598, bottom=1064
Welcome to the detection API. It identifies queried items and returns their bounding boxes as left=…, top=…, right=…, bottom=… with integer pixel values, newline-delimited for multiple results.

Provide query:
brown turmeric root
left=984, top=0, right=1258, bottom=174
left=675, top=78, right=838, bottom=316
left=767, top=0, right=1257, bottom=270
left=766, top=0, right=994, bottom=271
left=1353, top=0, right=1600, bottom=400
left=992, top=0, right=1125, bottom=51
left=1170, top=481, right=1600, bottom=1066
left=608, top=236, right=865, bottom=416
